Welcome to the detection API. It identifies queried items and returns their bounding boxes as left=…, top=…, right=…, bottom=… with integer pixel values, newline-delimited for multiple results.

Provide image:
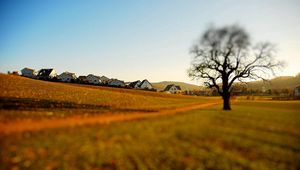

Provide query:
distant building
left=37, top=69, right=57, bottom=80
left=108, top=79, right=125, bottom=87
left=58, top=72, right=77, bottom=82
left=129, top=79, right=154, bottom=90
left=100, top=76, right=110, bottom=84
left=78, top=76, right=88, bottom=84
left=164, top=84, right=181, bottom=94
left=294, top=86, right=300, bottom=97
left=139, top=79, right=153, bottom=89
left=21, top=67, right=37, bottom=78
left=87, top=74, right=101, bottom=84
left=128, top=80, right=141, bottom=88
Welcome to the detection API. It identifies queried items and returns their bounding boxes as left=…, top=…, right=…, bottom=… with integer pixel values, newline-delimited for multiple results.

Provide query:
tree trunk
left=221, top=75, right=231, bottom=110
left=223, top=93, right=231, bottom=110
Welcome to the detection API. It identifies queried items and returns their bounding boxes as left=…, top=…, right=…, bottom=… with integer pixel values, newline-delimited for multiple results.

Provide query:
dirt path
left=0, top=102, right=220, bottom=134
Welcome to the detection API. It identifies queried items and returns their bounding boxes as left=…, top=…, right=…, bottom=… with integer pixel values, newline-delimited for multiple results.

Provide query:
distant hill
left=153, top=73, right=300, bottom=91
left=152, top=81, right=202, bottom=91
left=245, top=74, right=300, bottom=90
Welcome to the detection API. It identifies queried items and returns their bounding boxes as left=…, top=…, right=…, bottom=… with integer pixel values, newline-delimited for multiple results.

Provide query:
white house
left=163, top=84, right=181, bottom=94
left=87, top=74, right=101, bottom=84
left=139, top=79, right=153, bottom=89
left=58, top=72, right=77, bottom=82
left=108, top=79, right=125, bottom=87
left=21, top=67, right=38, bottom=78
left=37, top=69, right=57, bottom=80
left=129, top=80, right=141, bottom=88
left=100, top=76, right=110, bottom=84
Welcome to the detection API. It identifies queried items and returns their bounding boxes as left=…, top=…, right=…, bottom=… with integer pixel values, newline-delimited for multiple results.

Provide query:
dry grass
left=1, top=74, right=299, bottom=169
left=0, top=102, right=219, bottom=134
left=1, top=101, right=299, bottom=169
left=0, top=74, right=219, bottom=121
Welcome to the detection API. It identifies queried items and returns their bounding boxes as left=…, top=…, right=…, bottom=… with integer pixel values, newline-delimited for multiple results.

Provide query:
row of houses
left=20, top=67, right=156, bottom=90
left=20, top=67, right=185, bottom=93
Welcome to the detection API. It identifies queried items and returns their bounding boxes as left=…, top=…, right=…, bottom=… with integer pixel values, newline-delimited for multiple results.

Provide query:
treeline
left=181, top=87, right=297, bottom=97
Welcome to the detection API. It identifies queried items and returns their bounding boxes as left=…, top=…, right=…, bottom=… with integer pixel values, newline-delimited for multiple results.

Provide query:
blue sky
left=1, top=0, right=299, bottom=84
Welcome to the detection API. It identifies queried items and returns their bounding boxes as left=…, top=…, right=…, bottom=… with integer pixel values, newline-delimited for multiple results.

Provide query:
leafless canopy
left=188, top=25, right=283, bottom=95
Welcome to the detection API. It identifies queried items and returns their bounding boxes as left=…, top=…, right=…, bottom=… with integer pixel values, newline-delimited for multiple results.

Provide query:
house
left=163, top=84, right=181, bottom=94
left=78, top=76, right=88, bottom=84
left=21, top=67, right=38, bottom=78
left=87, top=74, right=101, bottom=84
left=128, top=80, right=141, bottom=88
left=139, top=79, right=153, bottom=89
left=294, top=86, right=300, bottom=97
left=100, top=76, right=110, bottom=84
left=37, top=69, right=57, bottom=80
left=128, top=79, right=154, bottom=90
left=108, top=79, right=125, bottom=87
left=58, top=72, right=77, bottom=82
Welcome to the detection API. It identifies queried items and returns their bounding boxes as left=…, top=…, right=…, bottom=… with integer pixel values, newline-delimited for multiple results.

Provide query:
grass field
left=0, top=74, right=218, bottom=121
left=0, top=74, right=300, bottom=169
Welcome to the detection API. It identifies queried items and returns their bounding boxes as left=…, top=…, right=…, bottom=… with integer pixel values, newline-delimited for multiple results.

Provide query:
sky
left=0, top=0, right=299, bottom=84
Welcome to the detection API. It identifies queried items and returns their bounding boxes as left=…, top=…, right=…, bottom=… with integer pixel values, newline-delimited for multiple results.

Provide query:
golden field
left=0, top=74, right=219, bottom=121
left=0, top=74, right=299, bottom=170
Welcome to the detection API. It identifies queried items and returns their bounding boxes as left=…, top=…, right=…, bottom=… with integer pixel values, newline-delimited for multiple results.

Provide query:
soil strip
left=0, top=102, right=220, bottom=135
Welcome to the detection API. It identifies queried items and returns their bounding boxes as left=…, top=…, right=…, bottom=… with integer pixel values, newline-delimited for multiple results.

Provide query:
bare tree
left=188, top=25, right=283, bottom=110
